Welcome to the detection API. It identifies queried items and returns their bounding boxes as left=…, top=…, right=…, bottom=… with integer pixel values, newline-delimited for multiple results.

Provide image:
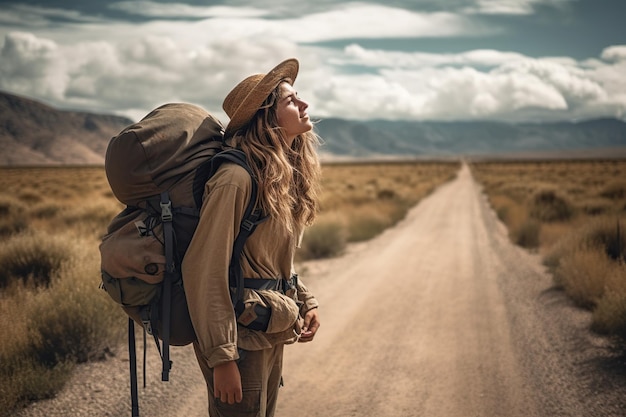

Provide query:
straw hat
left=222, top=58, right=299, bottom=137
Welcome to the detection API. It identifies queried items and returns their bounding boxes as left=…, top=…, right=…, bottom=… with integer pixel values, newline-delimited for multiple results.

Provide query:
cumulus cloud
left=0, top=32, right=68, bottom=99
left=0, top=0, right=623, bottom=123
left=310, top=44, right=626, bottom=121
left=601, top=45, right=626, bottom=62
left=0, top=29, right=308, bottom=121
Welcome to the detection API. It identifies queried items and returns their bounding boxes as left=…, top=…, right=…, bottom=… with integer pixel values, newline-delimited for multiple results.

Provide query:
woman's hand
left=213, top=360, right=242, bottom=404
left=299, top=308, right=320, bottom=343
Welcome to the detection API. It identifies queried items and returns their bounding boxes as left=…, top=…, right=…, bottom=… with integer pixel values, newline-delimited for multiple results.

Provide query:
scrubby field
left=0, top=160, right=459, bottom=417
left=299, top=160, right=460, bottom=259
left=470, top=159, right=626, bottom=336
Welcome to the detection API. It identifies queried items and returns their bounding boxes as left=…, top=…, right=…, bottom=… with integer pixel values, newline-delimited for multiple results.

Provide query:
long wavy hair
left=228, top=80, right=322, bottom=236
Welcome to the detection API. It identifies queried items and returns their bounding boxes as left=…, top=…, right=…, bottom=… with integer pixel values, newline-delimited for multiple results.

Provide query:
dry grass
left=299, top=160, right=459, bottom=259
left=0, top=167, right=125, bottom=416
left=471, top=159, right=626, bottom=336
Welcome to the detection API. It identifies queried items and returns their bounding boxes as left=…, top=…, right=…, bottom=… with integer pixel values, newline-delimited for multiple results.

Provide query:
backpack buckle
left=242, top=219, right=254, bottom=232
left=143, top=319, right=153, bottom=336
left=160, top=201, right=173, bottom=222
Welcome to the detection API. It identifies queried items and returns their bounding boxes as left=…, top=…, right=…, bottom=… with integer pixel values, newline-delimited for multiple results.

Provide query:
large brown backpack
left=99, top=103, right=263, bottom=417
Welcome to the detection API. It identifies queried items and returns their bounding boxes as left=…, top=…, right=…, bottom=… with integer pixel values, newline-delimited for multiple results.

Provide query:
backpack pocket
left=101, top=271, right=160, bottom=306
left=100, top=210, right=166, bottom=285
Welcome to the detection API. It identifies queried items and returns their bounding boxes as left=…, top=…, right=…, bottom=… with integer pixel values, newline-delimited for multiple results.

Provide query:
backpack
left=99, top=103, right=264, bottom=417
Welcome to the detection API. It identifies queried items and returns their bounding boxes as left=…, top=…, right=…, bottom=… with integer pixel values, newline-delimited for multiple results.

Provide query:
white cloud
left=343, top=44, right=527, bottom=68
left=0, top=0, right=623, bottom=124
left=0, top=29, right=308, bottom=120
left=2, top=28, right=624, bottom=123
left=310, top=45, right=626, bottom=122
left=108, top=2, right=269, bottom=19
left=289, top=5, right=485, bottom=42
left=464, top=0, right=574, bottom=15
left=0, top=32, right=68, bottom=99
left=601, top=45, right=626, bottom=62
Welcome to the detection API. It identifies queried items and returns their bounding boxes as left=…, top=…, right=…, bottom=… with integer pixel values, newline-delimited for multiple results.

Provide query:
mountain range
left=1, top=90, right=625, bottom=165
left=314, top=117, right=626, bottom=160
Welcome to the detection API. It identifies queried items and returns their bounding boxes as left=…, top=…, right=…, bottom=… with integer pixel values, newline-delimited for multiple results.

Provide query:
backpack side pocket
left=101, top=271, right=160, bottom=307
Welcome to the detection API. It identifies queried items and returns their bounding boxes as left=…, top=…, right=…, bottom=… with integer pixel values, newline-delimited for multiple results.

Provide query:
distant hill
left=314, top=117, right=626, bottom=159
left=1, top=90, right=625, bottom=165
left=0, top=91, right=132, bottom=165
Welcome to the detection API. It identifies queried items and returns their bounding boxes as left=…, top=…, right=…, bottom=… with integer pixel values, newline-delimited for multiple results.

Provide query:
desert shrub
left=347, top=206, right=392, bottom=242
left=581, top=217, right=626, bottom=262
left=486, top=194, right=535, bottom=247
left=348, top=218, right=386, bottom=242
left=0, top=232, right=73, bottom=288
left=0, top=195, right=29, bottom=237
left=599, top=180, right=626, bottom=200
left=0, top=195, right=26, bottom=217
left=0, top=283, right=75, bottom=411
left=0, top=214, right=28, bottom=237
left=0, top=355, right=73, bottom=416
left=0, top=239, right=124, bottom=417
left=592, top=264, right=626, bottom=336
left=377, top=188, right=396, bottom=200
left=578, top=198, right=613, bottom=216
left=487, top=195, right=517, bottom=223
left=553, top=248, right=610, bottom=309
left=28, top=248, right=124, bottom=365
left=29, top=201, right=63, bottom=219
left=514, top=218, right=541, bottom=249
left=499, top=182, right=540, bottom=203
left=529, top=187, right=573, bottom=222
left=59, top=202, right=119, bottom=228
left=388, top=199, right=412, bottom=225
left=299, top=218, right=347, bottom=260
left=17, top=190, right=43, bottom=204
left=545, top=216, right=626, bottom=271
left=539, top=222, right=572, bottom=251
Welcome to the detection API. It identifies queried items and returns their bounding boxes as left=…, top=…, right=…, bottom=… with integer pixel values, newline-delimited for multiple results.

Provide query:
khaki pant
left=193, top=343, right=284, bottom=417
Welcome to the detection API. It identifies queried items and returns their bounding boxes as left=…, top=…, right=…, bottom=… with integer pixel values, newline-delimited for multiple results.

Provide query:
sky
left=0, top=0, right=625, bottom=124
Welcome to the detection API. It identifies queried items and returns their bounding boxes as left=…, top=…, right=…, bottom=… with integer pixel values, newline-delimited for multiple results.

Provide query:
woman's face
left=275, top=81, right=312, bottom=147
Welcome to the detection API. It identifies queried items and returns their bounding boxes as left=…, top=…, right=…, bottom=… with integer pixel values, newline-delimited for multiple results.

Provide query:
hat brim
left=224, top=59, right=299, bottom=137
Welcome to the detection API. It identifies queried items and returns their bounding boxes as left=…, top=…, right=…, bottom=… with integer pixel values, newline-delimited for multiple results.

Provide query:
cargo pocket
left=215, top=387, right=261, bottom=416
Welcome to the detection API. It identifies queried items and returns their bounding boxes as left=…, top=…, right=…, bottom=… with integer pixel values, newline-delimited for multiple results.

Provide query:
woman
left=182, top=58, right=321, bottom=417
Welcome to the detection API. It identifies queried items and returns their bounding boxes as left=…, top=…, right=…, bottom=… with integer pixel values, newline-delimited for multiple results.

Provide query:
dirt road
left=18, top=164, right=626, bottom=417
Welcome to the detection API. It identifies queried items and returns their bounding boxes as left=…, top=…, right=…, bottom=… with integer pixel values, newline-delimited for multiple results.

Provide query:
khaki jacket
left=182, top=162, right=318, bottom=368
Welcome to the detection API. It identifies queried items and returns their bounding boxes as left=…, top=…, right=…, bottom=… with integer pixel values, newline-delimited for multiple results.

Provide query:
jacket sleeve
left=293, top=231, right=319, bottom=314
left=296, top=277, right=319, bottom=315
left=182, top=166, right=251, bottom=368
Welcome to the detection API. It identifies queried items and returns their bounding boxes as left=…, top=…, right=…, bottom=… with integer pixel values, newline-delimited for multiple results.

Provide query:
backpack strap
left=213, top=150, right=268, bottom=305
left=192, top=148, right=257, bottom=208
left=230, top=208, right=266, bottom=305
left=159, top=191, right=174, bottom=382
left=128, top=318, right=140, bottom=417
left=194, top=149, right=268, bottom=305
